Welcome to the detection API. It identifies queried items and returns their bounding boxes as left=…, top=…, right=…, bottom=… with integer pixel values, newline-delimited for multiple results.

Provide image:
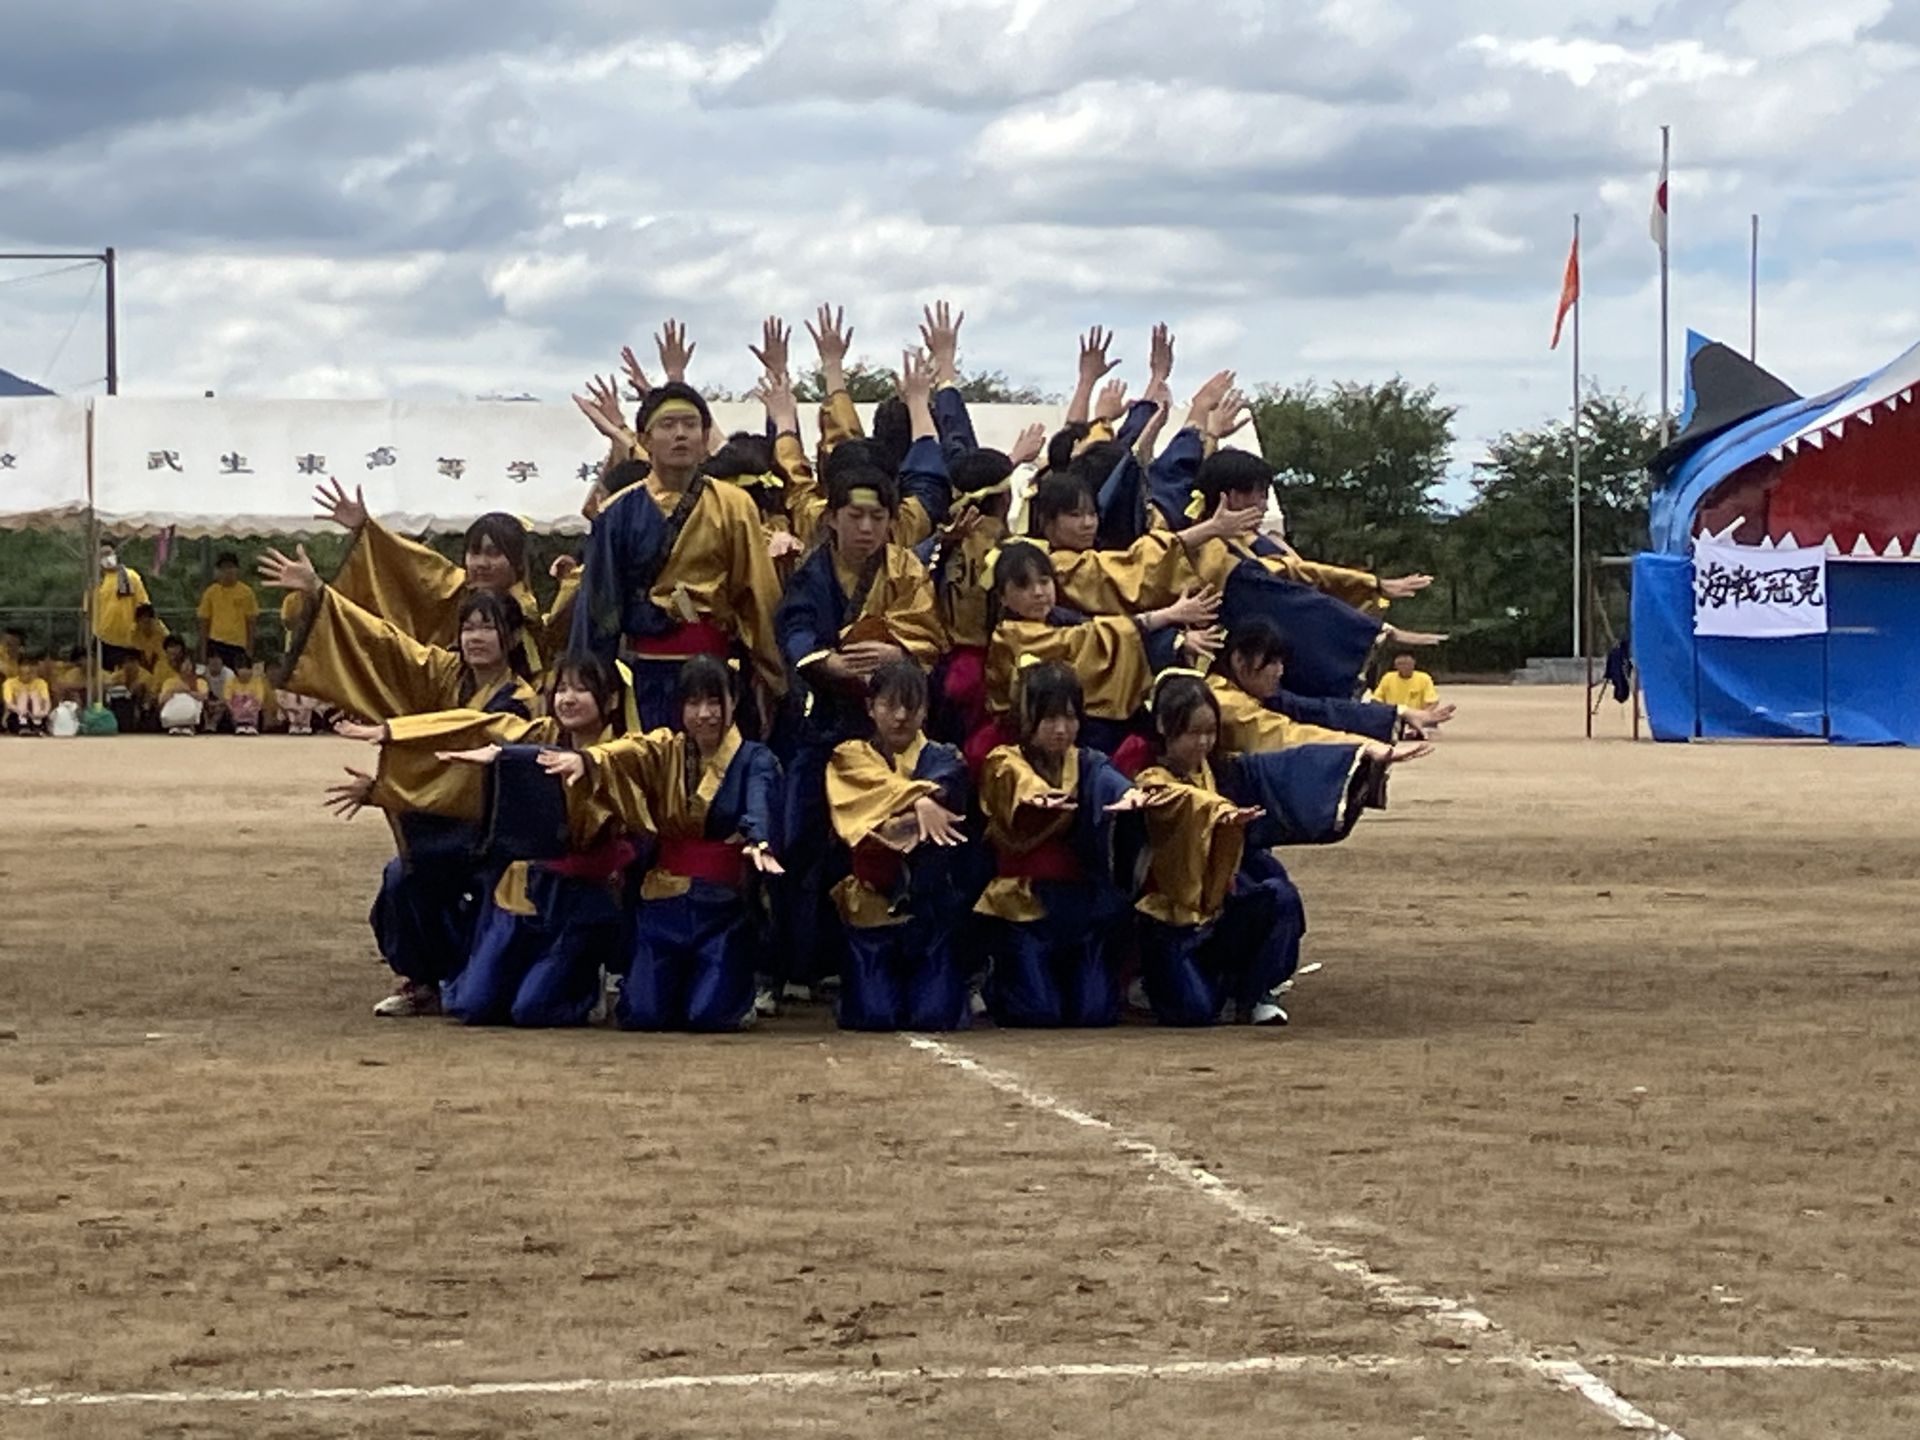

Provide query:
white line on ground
left=903, top=1036, right=1687, bottom=1438
left=1604, top=1354, right=1919, bottom=1375
left=4, top=1354, right=1414, bottom=1409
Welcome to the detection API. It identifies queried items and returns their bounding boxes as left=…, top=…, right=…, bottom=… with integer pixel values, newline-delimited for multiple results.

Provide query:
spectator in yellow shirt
left=1371, top=653, right=1441, bottom=715
left=225, top=653, right=275, bottom=735
left=197, top=551, right=260, bottom=668
left=4, top=655, right=53, bottom=734
left=130, top=604, right=171, bottom=669
left=93, top=540, right=151, bottom=667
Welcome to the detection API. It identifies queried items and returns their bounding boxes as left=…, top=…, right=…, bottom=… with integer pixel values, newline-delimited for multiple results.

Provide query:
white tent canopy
left=0, top=398, right=89, bottom=527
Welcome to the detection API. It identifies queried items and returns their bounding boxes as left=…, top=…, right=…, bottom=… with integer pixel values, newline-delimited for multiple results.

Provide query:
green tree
left=1252, top=378, right=1456, bottom=576
left=1441, top=389, right=1660, bottom=666
left=789, top=362, right=1056, bottom=405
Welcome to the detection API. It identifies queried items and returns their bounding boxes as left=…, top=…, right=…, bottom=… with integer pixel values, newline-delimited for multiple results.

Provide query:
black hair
left=1153, top=673, right=1221, bottom=753
left=705, top=433, right=789, bottom=516
left=951, top=447, right=1015, bottom=518
left=23, top=648, right=48, bottom=665
left=1393, top=651, right=1418, bottom=663
left=637, top=380, right=714, bottom=433
left=1017, top=660, right=1084, bottom=745
left=463, top=514, right=528, bottom=581
left=1064, top=439, right=1126, bottom=494
left=1196, top=449, right=1273, bottom=512
left=162, top=635, right=187, bottom=655
left=233, top=651, right=254, bottom=668
left=868, top=658, right=929, bottom=712
left=64, top=645, right=84, bottom=662
left=821, top=436, right=879, bottom=486
left=1, top=626, right=24, bottom=642
left=1046, top=422, right=1093, bottom=474
left=134, top=603, right=156, bottom=621
left=870, top=397, right=912, bottom=479
left=676, top=653, right=734, bottom=706
left=826, top=462, right=900, bottom=516
left=1029, top=472, right=1097, bottom=538
left=548, top=651, right=628, bottom=738
left=455, top=590, right=529, bottom=684
left=990, top=538, right=1055, bottom=596
left=604, top=457, right=652, bottom=495
left=215, top=550, right=240, bottom=569
left=1220, top=619, right=1291, bottom=679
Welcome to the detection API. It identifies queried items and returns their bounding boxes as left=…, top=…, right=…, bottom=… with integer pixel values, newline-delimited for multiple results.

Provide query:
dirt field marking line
left=903, top=1036, right=1689, bottom=1439
left=3, top=1355, right=1418, bottom=1410
left=1605, top=1355, right=1919, bottom=1375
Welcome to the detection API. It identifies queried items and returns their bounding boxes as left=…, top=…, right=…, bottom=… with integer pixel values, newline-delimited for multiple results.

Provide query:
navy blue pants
left=616, top=885, right=757, bottom=1032
left=982, top=883, right=1127, bottom=1028
left=837, top=918, right=970, bottom=1031
left=441, top=872, right=617, bottom=1028
left=1138, top=868, right=1304, bottom=1026
left=775, top=743, right=846, bottom=989
left=370, top=856, right=477, bottom=986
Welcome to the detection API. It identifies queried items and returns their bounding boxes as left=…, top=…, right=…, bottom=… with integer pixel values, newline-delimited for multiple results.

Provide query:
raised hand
left=324, top=767, right=375, bottom=819
left=1390, top=741, right=1435, bottom=763
left=768, top=530, right=805, bottom=563
left=840, top=639, right=906, bottom=677
left=1031, top=791, right=1077, bottom=812
left=1095, top=378, right=1129, bottom=423
left=1224, top=804, right=1265, bottom=827
left=752, top=368, right=802, bottom=436
left=312, top=476, right=368, bottom=532
left=436, top=745, right=503, bottom=766
left=334, top=719, right=387, bottom=745
left=619, top=345, right=653, bottom=402
left=1148, top=323, right=1175, bottom=385
left=1162, top=585, right=1222, bottom=630
left=914, top=796, right=967, bottom=847
left=537, top=749, right=588, bottom=785
left=258, top=543, right=321, bottom=596
left=1008, top=421, right=1047, bottom=468
left=1380, top=574, right=1434, bottom=600
left=549, top=554, right=581, bottom=582
left=1078, top=326, right=1121, bottom=388
left=919, top=300, right=963, bottom=385
left=898, top=348, right=934, bottom=409
left=1197, top=502, right=1262, bottom=544
left=655, top=319, right=696, bottom=383
left=1178, top=624, right=1227, bottom=667
left=1105, top=786, right=1176, bottom=814
left=573, top=383, right=631, bottom=445
left=938, top=504, right=984, bottom=548
left=1407, top=700, right=1456, bottom=729
left=749, top=316, right=791, bottom=378
left=1188, top=369, right=1236, bottom=427
left=1208, top=388, right=1253, bottom=441
left=806, top=303, right=854, bottom=389
left=1382, top=625, right=1447, bottom=646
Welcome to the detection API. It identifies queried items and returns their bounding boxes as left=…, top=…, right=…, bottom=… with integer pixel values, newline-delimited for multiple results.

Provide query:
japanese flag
left=1650, top=153, right=1669, bottom=254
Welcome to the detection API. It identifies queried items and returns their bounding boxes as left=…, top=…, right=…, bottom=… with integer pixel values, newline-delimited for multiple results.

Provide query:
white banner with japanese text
left=0, top=399, right=89, bottom=526
left=1692, top=538, right=1829, bottom=638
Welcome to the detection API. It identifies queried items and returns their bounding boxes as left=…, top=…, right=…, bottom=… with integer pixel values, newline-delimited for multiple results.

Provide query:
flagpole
left=1749, top=213, right=1760, bottom=360
left=1571, top=212, right=1583, bottom=660
left=1659, top=125, right=1671, bottom=445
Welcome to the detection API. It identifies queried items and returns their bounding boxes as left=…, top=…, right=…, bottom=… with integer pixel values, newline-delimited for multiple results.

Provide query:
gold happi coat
left=1133, top=761, right=1247, bottom=927
left=1051, top=533, right=1199, bottom=615
left=826, top=735, right=943, bottom=929
left=583, top=725, right=746, bottom=901
left=987, top=617, right=1151, bottom=720
left=973, top=744, right=1081, bottom=923
left=1205, top=674, right=1371, bottom=754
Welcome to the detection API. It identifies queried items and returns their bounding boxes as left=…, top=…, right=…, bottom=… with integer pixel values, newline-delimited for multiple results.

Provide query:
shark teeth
left=1825, top=534, right=1842, bottom=555
left=1828, top=420, right=1847, bottom=442
left=1852, top=533, right=1876, bottom=556
left=1886, top=537, right=1907, bottom=559
left=1857, top=406, right=1875, bottom=426
left=1805, top=430, right=1825, bottom=450
left=1758, top=534, right=1777, bottom=549
left=1779, top=531, right=1799, bottom=549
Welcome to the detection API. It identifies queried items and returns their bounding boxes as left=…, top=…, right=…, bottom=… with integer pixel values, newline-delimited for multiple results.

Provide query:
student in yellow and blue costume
left=825, top=660, right=973, bottom=1031
left=529, top=655, right=783, bottom=1032
left=569, top=382, right=786, bottom=734
left=973, top=661, right=1158, bottom=1028
left=324, top=654, right=635, bottom=1027
left=259, top=541, right=538, bottom=1016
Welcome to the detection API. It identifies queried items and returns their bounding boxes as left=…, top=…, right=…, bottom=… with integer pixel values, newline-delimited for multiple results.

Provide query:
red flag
left=1649, top=152, right=1669, bottom=252
left=1550, top=234, right=1580, bottom=350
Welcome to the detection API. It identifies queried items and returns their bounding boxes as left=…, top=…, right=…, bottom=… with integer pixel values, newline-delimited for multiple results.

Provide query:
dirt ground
left=3, top=687, right=1917, bottom=1438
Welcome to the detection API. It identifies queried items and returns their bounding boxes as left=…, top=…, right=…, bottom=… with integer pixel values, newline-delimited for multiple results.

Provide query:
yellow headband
left=979, top=535, right=1051, bottom=589
left=846, top=486, right=885, bottom=508
left=1184, top=489, right=1208, bottom=521
left=1146, top=666, right=1209, bottom=711
left=955, top=476, right=1013, bottom=505
left=646, top=398, right=705, bottom=426
left=613, top=659, right=641, bottom=734
left=729, top=471, right=782, bottom=492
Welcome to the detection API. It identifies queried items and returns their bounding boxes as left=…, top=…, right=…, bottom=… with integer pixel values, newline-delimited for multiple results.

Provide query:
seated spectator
left=156, top=639, right=207, bottom=736
left=52, top=648, right=86, bottom=705
left=4, top=654, right=53, bottom=735
left=1370, top=653, right=1441, bottom=717
left=130, top=604, right=171, bottom=670
left=103, top=655, right=155, bottom=733
left=270, top=661, right=319, bottom=735
left=202, top=648, right=235, bottom=733
left=226, top=652, right=274, bottom=735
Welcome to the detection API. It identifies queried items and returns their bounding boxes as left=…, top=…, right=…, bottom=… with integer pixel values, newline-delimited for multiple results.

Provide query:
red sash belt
left=997, top=841, right=1082, bottom=884
left=658, top=836, right=746, bottom=888
left=543, top=836, right=638, bottom=884
left=626, top=619, right=730, bottom=659
left=851, top=846, right=904, bottom=892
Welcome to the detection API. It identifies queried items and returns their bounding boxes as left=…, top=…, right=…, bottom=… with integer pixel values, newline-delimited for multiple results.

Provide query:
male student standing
left=197, top=551, right=260, bottom=668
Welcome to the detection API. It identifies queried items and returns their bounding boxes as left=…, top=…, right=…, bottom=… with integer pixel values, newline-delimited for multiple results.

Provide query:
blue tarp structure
left=0, top=366, right=55, bottom=397
left=1633, top=334, right=1920, bottom=745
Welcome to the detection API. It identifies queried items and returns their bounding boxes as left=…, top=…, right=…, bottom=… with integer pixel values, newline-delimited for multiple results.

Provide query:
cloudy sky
left=2, top=0, right=1915, bottom=500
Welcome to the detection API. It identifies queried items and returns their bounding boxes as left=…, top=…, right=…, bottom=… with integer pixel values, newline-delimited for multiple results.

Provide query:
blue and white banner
left=1692, top=538, right=1828, bottom=638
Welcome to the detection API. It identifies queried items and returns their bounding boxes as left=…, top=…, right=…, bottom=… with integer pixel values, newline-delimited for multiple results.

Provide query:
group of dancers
left=258, top=304, right=1453, bottom=1032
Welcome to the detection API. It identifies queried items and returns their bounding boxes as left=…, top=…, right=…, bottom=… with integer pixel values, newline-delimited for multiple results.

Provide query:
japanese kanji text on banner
left=1692, top=538, right=1828, bottom=639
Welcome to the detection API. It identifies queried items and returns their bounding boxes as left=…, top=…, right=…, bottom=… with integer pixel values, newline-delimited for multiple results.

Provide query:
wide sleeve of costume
left=722, top=490, right=789, bottom=699
left=1271, top=688, right=1399, bottom=743
left=827, top=740, right=940, bottom=846
left=896, top=435, right=952, bottom=543
left=733, top=742, right=782, bottom=848
left=1274, top=554, right=1384, bottom=612
left=819, top=389, right=864, bottom=459
left=1146, top=426, right=1208, bottom=531
left=933, top=386, right=978, bottom=469
left=485, top=742, right=621, bottom=862
left=1221, top=747, right=1373, bottom=848
left=774, top=431, right=826, bottom=547
left=878, top=548, right=947, bottom=666
left=371, top=709, right=549, bottom=822
left=331, top=518, right=466, bottom=647
left=987, top=617, right=1153, bottom=720
left=1134, top=764, right=1247, bottom=925
left=1091, top=400, right=1161, bottom=549
left=1054, top=534, right=1196, bottom=614
left=1209, top=676, right=1372, bottom=753
left=777, top=547, right=840, bottom=674
left=286, top=585, right=465, bottom=720
left=581, top=728, right=679, bottom=836
left=1218, top=564, right=1383, bottom=700
left=569, top=484, right=658, bottom=664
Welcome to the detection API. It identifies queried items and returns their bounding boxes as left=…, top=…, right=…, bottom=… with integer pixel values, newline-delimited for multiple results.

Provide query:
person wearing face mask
left=305, top=481, right=554, bottom=682
left=824, top=661, right=973, bottom=1031
left=973, top=662, right=1159, bottom=1027
left=772, top=420, right=947, bottom=1002
left=91, top=540, right=152, bottom=670
left=327, top=654, right=636, bottom=1027
left=259, top=544, right=538, bottom=1016
left=976, top=538, right=1219, bottom=776
left=569, top=373, right=787, bottom=734
left=538, top=656, right=784, bottom=1032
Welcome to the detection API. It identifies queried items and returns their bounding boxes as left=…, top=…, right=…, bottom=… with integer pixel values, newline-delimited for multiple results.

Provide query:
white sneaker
left=372, top=982, right=442, bottom=1017
left=969, top=989, right=988, bottom=1018
left=753, top=987, right=779, bottom=1018
left=1250, top=1002, right=1288, bottom=1026
left=1126, top=978, right=1151, bottom=1012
